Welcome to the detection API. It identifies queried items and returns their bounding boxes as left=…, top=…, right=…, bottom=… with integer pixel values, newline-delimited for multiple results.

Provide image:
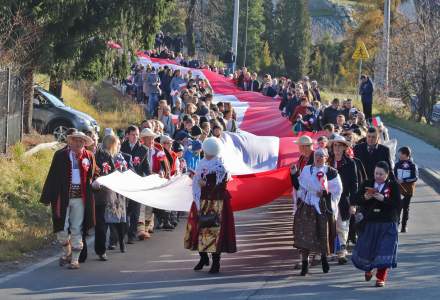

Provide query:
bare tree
left=178, top=0, right=229, bottom=58
left=389, top=0, right=440, bottom=122
left=0, top=9, right=40, bottom=134
left=0, top=9, right=40, bottom=71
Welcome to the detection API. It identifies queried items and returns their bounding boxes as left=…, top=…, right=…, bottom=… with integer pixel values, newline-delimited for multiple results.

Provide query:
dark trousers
left=79, top=234, right=88, bottom=263
left=400, top=195, right=412, bottom=226
left=155, top=209, right=176, bottom=228
left=127, top=200, right=140, bottom=239
left=109, top=223, right=126, bottom=246
left=348, top=215, right=357, bottom=244
left=362, top=99, right=373, bottom=123
left=94, top=204, right=108, bottom=256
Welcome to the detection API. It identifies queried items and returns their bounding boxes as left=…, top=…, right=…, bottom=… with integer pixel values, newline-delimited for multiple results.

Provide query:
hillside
left=270, top=0, right=362, bottom=43
left=309, top=0, right=358, bottom=43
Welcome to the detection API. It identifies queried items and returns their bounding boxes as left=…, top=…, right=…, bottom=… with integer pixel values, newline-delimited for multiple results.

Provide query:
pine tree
left=275, top=0, right=312, bottom=80
left=1, top=0, right=170, bottom=132
left=237, top=0, right=265, bottom=71
left=262, top=0, right=275, bottom=49
left=261, top=41, right=272, bottom=72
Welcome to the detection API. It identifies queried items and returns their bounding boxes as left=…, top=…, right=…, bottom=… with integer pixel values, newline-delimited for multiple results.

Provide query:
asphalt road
left=0, top=177, right=439, bottom=300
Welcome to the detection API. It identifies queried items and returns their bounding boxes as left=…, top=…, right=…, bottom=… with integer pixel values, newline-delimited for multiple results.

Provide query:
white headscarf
left=192, top=156, right=230, bottom=210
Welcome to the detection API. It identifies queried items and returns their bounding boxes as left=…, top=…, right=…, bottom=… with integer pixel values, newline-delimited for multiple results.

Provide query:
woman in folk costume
left=328, top=134, right=359, bottom=265
left=352, top=161, right=400, bottom=288
left=158, top=134, right=179, bottom=228
left=292, top=148, right=343, bottom=276
left=40, top=132, right=99, bottom=269
left=290, top=135, right=315, bottom=212
left=184, top=137, right=237, bottom=274
left=94, top=134, right=130, bottom=260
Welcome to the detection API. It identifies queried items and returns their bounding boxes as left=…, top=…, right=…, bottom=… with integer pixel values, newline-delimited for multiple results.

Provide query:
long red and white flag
left=97, top=54, right=324, bottom=211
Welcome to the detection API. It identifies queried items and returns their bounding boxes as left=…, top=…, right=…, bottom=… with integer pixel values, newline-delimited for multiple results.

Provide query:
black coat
left=332, top=155, right=358, bottom=221
left=223, top=51, right=235, bottom=63
left=355, top=178, right=401, bottom=223
left=353, top=142, right=392, bottom=180
left=353, top=157, right=368, bottom=187
left=359, top=79, right=374, bottom=103
left=249, top=80, right=260, bottom=92
left=322, top=106, right=340, bottom=126
left=40, top=148, right=98, bottom=233
left=285, top=97, right=300, bottom=118
left=120, top=140, right=151, bottom=177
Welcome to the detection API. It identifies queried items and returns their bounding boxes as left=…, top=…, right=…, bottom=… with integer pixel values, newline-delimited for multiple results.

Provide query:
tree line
left=0, top=0, right=172, bottom=133
left=1, top=0, right=438, bottom=128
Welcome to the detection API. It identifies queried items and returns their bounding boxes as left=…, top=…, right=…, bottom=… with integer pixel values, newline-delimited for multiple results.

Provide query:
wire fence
left=0, top=68, right=24, bottom=153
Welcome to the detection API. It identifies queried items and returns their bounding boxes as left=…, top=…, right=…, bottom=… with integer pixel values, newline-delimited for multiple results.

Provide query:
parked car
left=431, top=102, right=440, bottom=124
left=32, top=86, right=100, bottom=141
left=410, top=96, right=440, bottom=125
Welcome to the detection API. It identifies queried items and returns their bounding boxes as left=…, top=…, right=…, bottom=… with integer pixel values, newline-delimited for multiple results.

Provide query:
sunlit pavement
left=0, top=178, right=439, bottom=299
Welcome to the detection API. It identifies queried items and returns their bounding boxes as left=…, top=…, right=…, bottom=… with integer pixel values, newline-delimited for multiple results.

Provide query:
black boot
left=194, top=252, right=209, bottom=271
left=300, top=260, right=309, bottom=276
left=209, top=253, right=221, bottom=274
left=119, top=225, right=126, bottom=253
left=321, top=255, right=330, bottom=273
left=119, top=235, right=126, bottom=253
left=401, top=209, right=409, bottom=233
left=161, top=212, right=175, bottom=230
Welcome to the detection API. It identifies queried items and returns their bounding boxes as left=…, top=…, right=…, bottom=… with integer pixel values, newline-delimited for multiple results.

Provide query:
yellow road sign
left=352, top=41, right=370, bottom=60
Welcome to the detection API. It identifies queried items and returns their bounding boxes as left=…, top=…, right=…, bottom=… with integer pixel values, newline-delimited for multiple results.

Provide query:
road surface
left=0, top=181, right=439, bottom=299
left=0, top=128, right=439, bottom=299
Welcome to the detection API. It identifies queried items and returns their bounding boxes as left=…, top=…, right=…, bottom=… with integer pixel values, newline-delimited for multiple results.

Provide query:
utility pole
left=382, top=0, right=391, bottom=98
left=232, top=0, right=240, bottom=72
left=243, top=0, right=249, bottom=67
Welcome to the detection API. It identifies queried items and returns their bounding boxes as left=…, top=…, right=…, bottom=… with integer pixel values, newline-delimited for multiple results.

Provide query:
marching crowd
left=40, top=46, right=419, bottom=288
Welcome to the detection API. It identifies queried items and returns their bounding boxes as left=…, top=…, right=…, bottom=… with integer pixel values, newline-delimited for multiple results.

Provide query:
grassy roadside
left=376, top=105, right=440, bottom=150
left=0, top=144, right=54, bottom=262
left=0, top=77, right=144, bottom=262
left=321, top=90, right=440, bottom=149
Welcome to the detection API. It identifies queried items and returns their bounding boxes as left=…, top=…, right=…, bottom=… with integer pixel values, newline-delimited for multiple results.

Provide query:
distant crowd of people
left=40, top=42, right=419, bottom=288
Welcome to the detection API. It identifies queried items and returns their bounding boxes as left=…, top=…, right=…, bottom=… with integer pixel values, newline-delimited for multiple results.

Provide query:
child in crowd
left=323, top=123, right=336, bottom=140
left=317, top=136, right=329, bottom=150
left=292, top=114, right=306, bottom=135
left=312, top=101, right=323, bottom=131
left=172, top=142, right=187, bottom=174
left=184, top=139, right=202, bottom=172
left=393, top=146, right=418, bottom=233
left=302, top=106, right=318, bottom=132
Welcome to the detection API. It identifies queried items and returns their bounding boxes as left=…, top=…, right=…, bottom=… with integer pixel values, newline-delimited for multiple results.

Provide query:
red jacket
left=291, top=105, right=309, bottom=123
left=151, top=143, right=167, bottom=174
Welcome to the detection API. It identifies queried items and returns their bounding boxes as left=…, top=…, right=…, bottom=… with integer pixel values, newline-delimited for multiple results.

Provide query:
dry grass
left=63, top=81, right=144, bottom=133
left=22, top=131, right=55, bottom=150
left=34, top=74, right=144, bottom=132
left=0, top=143, right=54, bottom=261
left=0, top=76, right=145, bottom=262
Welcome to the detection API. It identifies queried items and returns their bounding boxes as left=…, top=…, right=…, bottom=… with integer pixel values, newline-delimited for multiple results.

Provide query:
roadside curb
left=419, top=168, right=440, bottom=194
